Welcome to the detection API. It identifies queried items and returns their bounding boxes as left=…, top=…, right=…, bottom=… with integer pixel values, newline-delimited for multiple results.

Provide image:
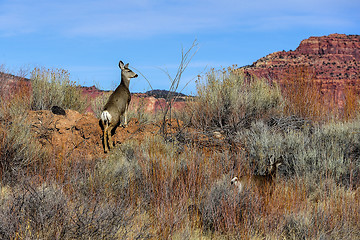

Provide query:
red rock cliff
left=238, top=34, right=360, bottom=105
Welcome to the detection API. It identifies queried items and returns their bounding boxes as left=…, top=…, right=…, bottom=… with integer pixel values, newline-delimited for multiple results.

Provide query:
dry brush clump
left=89, top=140, right=144, bottom=201
left=128, top=96, right=157, bottom=124
left=190, top=67, right=282, bottom=134
left=0, top=114, right=48, bottom=184
left=200, top=175, right=261, bottom=234
left=238, top=118, right=360, bottom=189
left=342, top=83, right=360, bottom=121
left=85, top=136, right=243, bottom=238
left=85, top=137, right=188, bottom=238
left=0, top=64, right=360, bottom=239
left=0, top=181, right=136, bottom=239
left=274, top=178, right=360, bottom=239
left=281, top=65, right=330, bottom=121
left=31, top=67, right=88, bottom=113
left=178, top=66, right=360, bottom=238
left=0, top=80, right=48, bottom=184
left=90, top=91, right=111, bottom=118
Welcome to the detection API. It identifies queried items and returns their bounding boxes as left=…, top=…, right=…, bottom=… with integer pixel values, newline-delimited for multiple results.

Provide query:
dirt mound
left=28, top=110, right=102, bottom=160
left=28, top=109, right=172, bottom=160
left=26, top=107, right=226, bottom=164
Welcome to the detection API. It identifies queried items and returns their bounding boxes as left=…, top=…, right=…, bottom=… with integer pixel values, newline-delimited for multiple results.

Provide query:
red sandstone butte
left=237, top=34, right=360, bottom=105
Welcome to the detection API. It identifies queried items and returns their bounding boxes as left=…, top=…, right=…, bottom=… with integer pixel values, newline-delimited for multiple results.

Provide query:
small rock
left=51, top=106, right=66, bottom=116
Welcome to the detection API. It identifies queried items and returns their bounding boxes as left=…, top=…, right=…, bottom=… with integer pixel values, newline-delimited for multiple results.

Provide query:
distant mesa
left=145, top=89, right=187, bottom=99
left=80, top=86, right=187, bottom=101
left=236, top=33, right=360, bottom=105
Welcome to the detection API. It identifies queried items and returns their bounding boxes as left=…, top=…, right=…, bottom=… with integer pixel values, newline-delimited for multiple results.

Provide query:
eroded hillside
left=238, top=34, right=360, bottom=104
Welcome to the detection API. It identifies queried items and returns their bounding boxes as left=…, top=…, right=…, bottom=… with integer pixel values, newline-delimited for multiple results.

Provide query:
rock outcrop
left=237, top=34, right=360, bottom=104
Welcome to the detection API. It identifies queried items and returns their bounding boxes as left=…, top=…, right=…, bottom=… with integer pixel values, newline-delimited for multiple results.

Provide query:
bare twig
left=131, top=66, right=153, bottom=90
left=159, top=40, right=199, bottom=137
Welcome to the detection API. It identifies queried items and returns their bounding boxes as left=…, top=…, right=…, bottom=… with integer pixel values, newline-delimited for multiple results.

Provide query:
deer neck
left=120, top=74, right=130, bottom=89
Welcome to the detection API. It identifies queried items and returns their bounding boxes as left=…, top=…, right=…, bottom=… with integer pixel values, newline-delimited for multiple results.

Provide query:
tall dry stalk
left=281, top=65, right=330, bottom=121
left=341, top=83, right=360, bottom=121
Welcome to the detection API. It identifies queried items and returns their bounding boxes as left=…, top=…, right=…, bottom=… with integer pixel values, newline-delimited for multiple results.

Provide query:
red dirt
left=27, top=109, right=186, bottom=160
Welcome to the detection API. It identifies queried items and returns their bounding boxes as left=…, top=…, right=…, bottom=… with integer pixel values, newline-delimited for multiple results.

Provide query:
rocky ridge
left=237, top=34, right=360, bottom=104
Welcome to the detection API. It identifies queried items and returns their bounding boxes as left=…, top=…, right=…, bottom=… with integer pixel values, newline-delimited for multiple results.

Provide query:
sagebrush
left=0, top=65, right=359, bottom=239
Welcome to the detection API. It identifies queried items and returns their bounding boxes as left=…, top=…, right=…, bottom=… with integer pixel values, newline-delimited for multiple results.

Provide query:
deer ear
left=125, top=63, right=129, bottom=68
left=119, top=61, right=125, bottom=69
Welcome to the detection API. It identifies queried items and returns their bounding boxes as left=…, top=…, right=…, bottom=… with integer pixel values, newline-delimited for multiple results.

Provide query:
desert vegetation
left=31, top=67, right=88, bottom=113
left=0, top=63, right=359, bottom=239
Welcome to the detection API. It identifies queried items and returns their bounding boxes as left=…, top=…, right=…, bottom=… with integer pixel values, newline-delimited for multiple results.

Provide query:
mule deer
left=100, top=60, right=138, bottom=153
left=231, top=158, right=282, bottom=196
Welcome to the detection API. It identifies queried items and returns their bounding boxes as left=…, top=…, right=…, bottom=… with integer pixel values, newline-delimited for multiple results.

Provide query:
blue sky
left=0, top=0, right=359, bottom=95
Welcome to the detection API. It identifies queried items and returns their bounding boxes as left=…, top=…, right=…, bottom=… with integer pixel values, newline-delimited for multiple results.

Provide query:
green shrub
left=30, top=68, right=88, bottom=113
left=239, top=119, right=360, bottom=187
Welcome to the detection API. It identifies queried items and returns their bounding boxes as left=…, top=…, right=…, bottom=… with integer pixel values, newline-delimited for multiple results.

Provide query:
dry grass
left=90, top=91, right=112, bottom=118
left=0, top=65, right=359, bottom=239
left=0, top=79, right=47, bottom=184
left=342, top=83, right=360, bottom=121
left=280, top=65, right=332, bottom=121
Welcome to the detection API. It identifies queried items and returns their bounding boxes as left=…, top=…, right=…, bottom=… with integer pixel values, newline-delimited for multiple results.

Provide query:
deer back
left=103, top=83, right=131, bottom=117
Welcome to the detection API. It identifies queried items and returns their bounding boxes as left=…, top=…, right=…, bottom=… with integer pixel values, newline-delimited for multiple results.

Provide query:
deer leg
left=120, top=115, right=125, bottom=127
left=123, top=103, right=129, bottom=127
left=124, top=111, right=128, bottom=126
left=108, top=125, right=114, bottom=150
left=103, top=125, right=109, bottom=153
